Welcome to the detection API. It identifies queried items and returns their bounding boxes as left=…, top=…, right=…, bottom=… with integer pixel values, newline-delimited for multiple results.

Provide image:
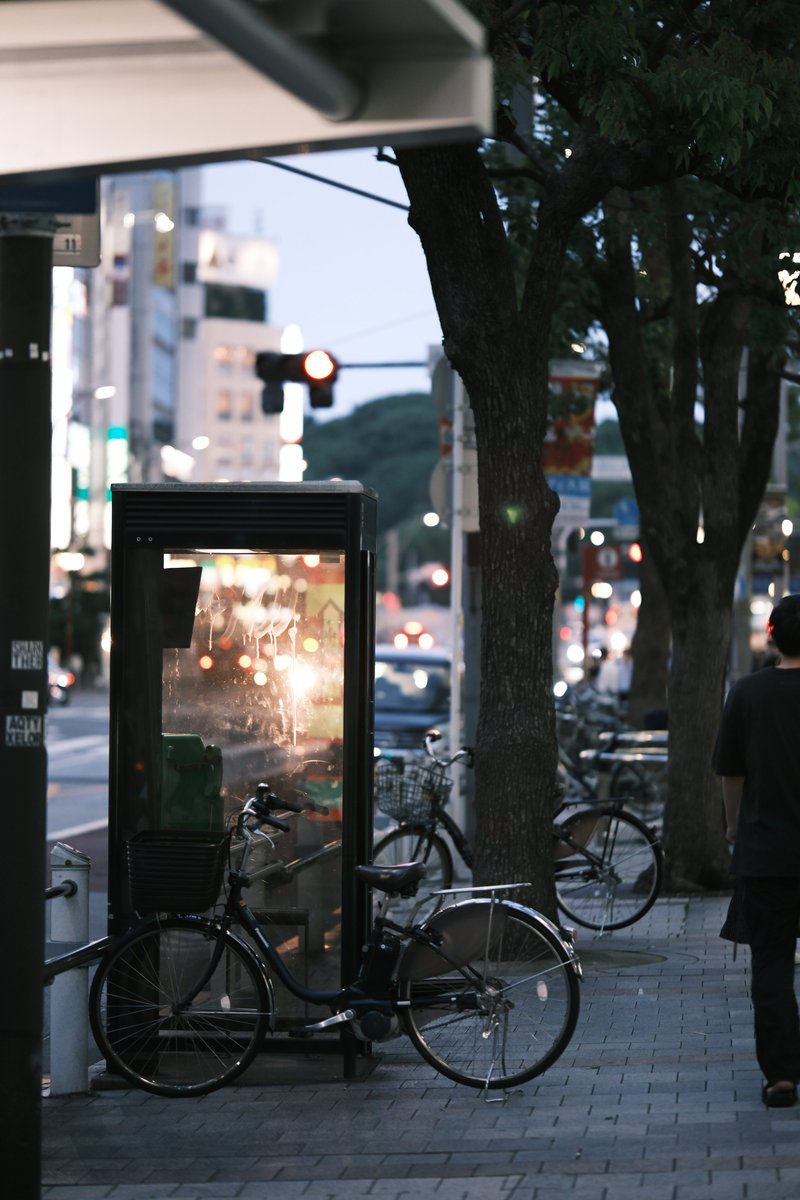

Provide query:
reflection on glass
left=161, top=549, right=346, bottom=1010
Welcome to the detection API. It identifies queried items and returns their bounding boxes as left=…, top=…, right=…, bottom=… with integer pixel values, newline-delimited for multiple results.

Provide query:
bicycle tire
left=89, top=915, right=273, bottom=1097
left=372, top=826, right=453, bottom=921
left=555, top=807, right=663, bottom=931
left=397, top=899, right=580, bottom=1089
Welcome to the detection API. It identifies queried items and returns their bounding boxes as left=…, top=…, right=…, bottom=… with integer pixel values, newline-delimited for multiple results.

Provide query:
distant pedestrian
left=595, top=645, right=633, bottom=703
left=715, top=593, right=800, bottom=1108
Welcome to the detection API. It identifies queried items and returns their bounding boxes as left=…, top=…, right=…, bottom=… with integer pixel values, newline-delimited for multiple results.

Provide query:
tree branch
left=493, top=104, right=555, bottom=185
left=487, top=165, right=546, bottom=184
left=488, top=0, right=535, bottom=49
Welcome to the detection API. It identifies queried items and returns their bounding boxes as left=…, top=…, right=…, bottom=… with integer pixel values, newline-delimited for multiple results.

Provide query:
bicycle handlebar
left=423, top=729, right=474, bottom=769
left=240, top=782, right=330, bottom=835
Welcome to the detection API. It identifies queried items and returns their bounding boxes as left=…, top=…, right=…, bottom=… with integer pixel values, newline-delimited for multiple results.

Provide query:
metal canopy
left=0, top=0, right=492, bottom=184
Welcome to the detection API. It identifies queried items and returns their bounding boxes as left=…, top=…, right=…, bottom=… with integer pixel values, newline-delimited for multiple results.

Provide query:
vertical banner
left=544, top=360, right=602, bottom=524
left=151, top=179, right=176, bottom=289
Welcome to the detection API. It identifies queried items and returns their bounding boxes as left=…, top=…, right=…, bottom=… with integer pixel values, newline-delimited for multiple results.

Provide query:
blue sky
left=201, top=149, right=443, bottom=419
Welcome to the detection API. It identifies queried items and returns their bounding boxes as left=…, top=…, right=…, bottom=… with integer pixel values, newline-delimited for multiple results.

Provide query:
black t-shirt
left=714, top=666, right=800, bottom=876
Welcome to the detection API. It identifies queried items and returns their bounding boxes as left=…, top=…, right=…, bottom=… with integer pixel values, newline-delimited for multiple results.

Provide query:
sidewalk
left=42, top=893, right=800, bottom=1200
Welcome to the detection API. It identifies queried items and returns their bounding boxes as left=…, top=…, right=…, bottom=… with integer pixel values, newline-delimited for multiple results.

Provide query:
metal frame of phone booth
left=106, top=481, right=377, bottom=1074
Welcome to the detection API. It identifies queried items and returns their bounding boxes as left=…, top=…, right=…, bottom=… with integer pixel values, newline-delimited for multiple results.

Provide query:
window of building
left=204, top=283, right=266, bottom=322
left=215, top=390, right=233, bottom=420
left=112, top=279, right=129, bottom=307
left=213, top=344, right=235, bottom=370
left=181, top=317, right=197, bottom=340
left=240, top=392, right=255, bottom=421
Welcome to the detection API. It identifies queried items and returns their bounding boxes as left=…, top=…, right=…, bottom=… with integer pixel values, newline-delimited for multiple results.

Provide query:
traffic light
left=255, top=350, right=339, bottom=412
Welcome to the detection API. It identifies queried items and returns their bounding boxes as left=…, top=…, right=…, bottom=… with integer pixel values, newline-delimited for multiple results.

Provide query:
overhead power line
left=340, top=361, right=428, bottom=369
left=258, top=157, right=409, bottom=211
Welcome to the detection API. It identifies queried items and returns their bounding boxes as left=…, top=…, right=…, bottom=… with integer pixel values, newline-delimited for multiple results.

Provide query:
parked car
left=374, top=643, right=450, bottom=755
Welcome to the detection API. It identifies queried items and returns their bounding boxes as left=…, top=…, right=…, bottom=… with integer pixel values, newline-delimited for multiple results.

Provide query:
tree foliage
left=387, top=0, right=800, bottom=907
left=302, top=393, right=438, bottom=533
left=302, top=393, right=450, bottom=589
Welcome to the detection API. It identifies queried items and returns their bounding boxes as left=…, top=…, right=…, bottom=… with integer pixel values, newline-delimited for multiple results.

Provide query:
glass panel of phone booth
left=109, top=483, right=377, bottom=1034
left=159, top=549, right=346, bottom=1010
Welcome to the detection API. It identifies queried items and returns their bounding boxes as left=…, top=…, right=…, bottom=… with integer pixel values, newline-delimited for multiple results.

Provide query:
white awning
left=0, top=0, right=493, bottom=184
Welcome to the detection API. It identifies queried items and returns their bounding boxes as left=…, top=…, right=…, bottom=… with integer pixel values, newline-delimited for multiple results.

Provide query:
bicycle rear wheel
left=397, top=899, right=580, bottom=1089
left=89, top=916, right=273, bottom=1096
left=555, top=807, right=663, bottom=931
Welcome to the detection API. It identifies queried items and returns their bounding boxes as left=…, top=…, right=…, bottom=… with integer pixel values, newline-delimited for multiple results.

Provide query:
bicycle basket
left=127, top=829, right=228, bottom=913
left=374, top=760, right=453, bottom=824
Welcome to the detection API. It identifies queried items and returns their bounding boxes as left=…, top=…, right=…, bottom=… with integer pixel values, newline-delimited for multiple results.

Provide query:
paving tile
left=43, top=894, right=800, bottom=1200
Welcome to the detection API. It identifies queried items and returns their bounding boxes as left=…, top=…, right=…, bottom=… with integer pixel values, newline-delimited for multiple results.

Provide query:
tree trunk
left=591, top=183, right=773, bottom=890
left=393, top=143, right=566, bottom=917
left=627, top=544, right=670, bottom=728
left=470, top=386, right=560, bottom=915
left=661, top=590, right=732, bottom=888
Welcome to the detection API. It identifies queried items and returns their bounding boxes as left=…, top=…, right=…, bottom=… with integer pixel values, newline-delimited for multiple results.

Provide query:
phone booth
left=107, top=481, right=376, bottom=1063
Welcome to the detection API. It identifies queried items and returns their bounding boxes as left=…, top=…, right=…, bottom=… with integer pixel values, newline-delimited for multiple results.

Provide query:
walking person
left=715, top=593, right=800, bottom=1108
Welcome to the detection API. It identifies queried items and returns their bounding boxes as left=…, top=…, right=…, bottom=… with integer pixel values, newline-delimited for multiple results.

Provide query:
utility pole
left=0, top=219, right=54, bottom=1199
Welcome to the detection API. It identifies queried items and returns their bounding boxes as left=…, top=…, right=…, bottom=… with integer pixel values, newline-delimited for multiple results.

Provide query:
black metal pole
left=0, top=227, right=53, bottom=1199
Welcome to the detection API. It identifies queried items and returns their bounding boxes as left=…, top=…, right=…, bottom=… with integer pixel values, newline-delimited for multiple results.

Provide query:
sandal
left=762, top=1083, right=797, bottom=1108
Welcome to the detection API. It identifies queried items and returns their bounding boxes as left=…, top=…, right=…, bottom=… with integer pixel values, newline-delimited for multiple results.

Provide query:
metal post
left=449, top=372, right=465, bottom=832
left=0, top=223, right=54, bottom=1200
left=48, top=843, right=91, bottom=1094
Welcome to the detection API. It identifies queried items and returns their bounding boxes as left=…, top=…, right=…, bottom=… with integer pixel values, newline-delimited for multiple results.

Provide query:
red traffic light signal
left=255, top=350, right=339, bottom=411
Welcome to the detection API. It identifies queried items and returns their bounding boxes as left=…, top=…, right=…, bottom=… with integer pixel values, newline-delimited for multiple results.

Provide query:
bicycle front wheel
left=89, top=916, right=273, bottom=1097
left=555, top=807, right=663, bottom=931
left=373, top=826, right=453, bottom=885
left=372, top=826, right=453, bottom=922
left=397, top=899, right=580, bottom=1089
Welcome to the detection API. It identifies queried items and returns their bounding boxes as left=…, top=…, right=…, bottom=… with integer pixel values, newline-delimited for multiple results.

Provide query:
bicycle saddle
left=355, top=861, right=427, bottom=896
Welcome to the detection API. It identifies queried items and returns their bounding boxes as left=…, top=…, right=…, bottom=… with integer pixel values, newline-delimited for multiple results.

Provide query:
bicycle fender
left=216, top=925, right=277, bottom=1033
left=397, top=898, right=579, bottom=982
left=393, top=899, right=509, bottom=980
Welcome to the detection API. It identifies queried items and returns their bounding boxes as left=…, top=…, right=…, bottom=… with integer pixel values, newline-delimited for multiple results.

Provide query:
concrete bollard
left=49, top=842, right=91, bottom=1095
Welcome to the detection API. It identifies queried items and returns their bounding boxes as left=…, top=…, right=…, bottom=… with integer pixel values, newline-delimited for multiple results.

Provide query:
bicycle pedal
left=301, top=1009, right=355, bottom=1032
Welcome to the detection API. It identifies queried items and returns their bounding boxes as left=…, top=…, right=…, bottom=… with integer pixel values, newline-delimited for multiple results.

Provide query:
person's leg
left=742, top=876, right=800, bottom=1093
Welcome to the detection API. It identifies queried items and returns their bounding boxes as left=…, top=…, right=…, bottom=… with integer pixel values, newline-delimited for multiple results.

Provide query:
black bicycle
left=552, top=795, right=663, bottom=931
left=374, top=732, right=663, bottom=933
left=71, top=784, right=580, bottom=1097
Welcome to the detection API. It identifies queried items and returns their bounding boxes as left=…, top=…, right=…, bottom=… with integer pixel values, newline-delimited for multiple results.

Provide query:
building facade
left=49, top=166, right=296, bottom=668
